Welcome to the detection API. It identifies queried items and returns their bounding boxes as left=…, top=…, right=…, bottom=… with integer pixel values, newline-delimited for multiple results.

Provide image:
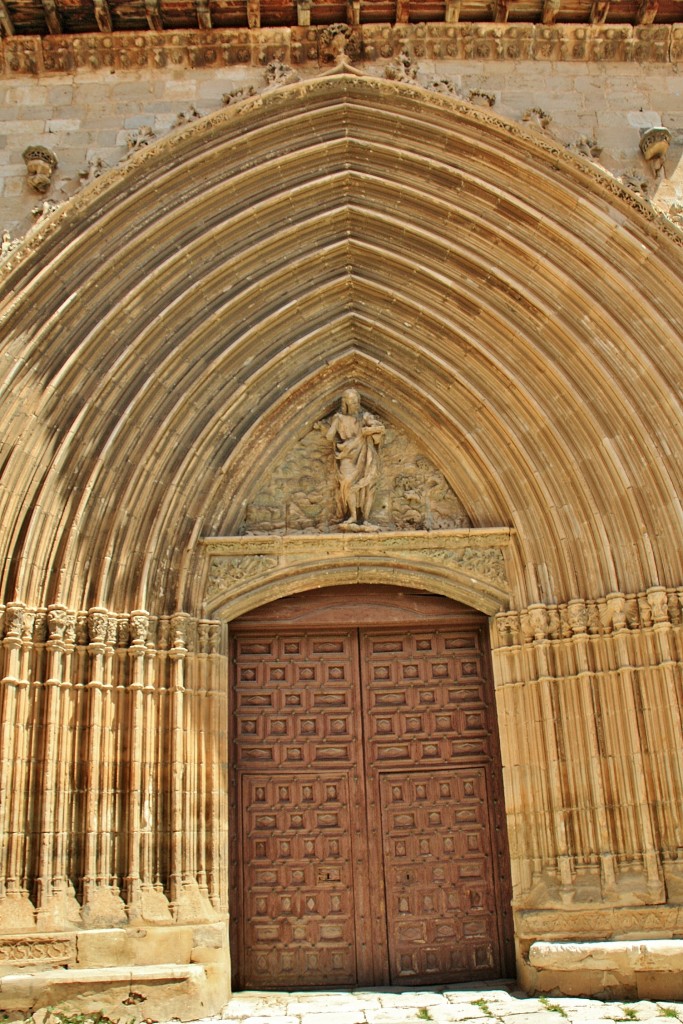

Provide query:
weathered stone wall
left=1, top=26, right=683, bottom=241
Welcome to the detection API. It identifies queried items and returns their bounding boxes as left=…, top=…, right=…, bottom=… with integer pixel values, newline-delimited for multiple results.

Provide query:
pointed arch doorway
left=229, top=584, right=514, bottom=990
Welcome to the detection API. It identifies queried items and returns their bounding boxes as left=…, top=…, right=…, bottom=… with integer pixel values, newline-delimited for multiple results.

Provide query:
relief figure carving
left=242, top=395, right=470, bottom=535
left=325, top=389, right=385, bottom=531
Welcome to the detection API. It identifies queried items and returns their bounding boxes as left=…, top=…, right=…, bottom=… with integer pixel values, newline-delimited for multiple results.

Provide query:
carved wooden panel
left=233, top=632, right=361, bottom=769
left=379, top=768, right=499, bottom=983
left=240, top=772, right=362, bottom=987
left=361, top=628, right=492, bottom=768
left=231, top=614, right=511, bottom=989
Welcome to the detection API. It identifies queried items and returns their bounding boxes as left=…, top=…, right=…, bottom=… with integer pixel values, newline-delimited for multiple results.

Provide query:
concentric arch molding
left=200, top=528, right=513, bottom=619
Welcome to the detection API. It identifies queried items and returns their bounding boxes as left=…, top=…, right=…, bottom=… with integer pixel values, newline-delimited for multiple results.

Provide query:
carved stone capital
left=646, top=585, right=669, bottom=624
left=129, top=609, right=150, bottom=646
left=87, top=606, right=110, bottom=645
left=567, top=599, right=588, bottom=636
left=47, top=604, right=68, bottom=641
left=4, top=602, right=25, bottom=639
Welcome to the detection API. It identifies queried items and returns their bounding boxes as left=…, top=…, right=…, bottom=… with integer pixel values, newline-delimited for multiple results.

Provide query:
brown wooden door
left=230, top=590, right=512, bottom=989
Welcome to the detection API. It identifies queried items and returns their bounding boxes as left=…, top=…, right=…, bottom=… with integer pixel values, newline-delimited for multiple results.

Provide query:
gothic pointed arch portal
left=1, top=70, right=683, bottom=1015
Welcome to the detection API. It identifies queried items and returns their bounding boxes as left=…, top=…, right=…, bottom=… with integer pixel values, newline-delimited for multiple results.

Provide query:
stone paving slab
left=286, top=1013, right=366, bottom=1024
left=423, top=1006, right=495, bottom=1021
left=373, top=992, right=450, bottom=1007
left=218, top=988, right=683, bottom=1024
left=242, top=1017, right=300, bottom=1024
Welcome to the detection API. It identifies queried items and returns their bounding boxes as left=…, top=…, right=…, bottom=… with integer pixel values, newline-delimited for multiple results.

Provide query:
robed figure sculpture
left=326, top=389, right=385, bottom=531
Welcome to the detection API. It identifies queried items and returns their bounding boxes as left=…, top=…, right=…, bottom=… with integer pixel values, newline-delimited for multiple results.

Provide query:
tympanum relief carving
left=241, top=389, right=470, bottom=535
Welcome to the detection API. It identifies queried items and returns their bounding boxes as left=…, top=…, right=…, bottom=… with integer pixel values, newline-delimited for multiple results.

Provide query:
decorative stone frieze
left=202, top=528, right=512, bottom=618
left=0, top=934, right=76, bottom=965
left=516, top=904, right=683, bottom=941
left=493, top=585, right=683, bottom=647
left=0, top=23, right=680, bottom=77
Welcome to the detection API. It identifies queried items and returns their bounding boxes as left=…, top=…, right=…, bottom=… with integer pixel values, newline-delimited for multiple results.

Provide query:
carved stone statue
left=325, top=389, right=385, bottom=531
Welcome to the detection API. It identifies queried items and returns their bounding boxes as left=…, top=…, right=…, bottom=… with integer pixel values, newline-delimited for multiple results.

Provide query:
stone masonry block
left=636, top=971, right=683, bottom=1001
left=130, top=926, right=194, bottom=966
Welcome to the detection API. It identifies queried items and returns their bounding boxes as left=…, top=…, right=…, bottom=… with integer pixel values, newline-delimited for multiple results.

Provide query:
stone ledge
left=0, top=963, right=205, bottom=991
left=0, top=963, right=213, bottom=1022
left=529, top=939, right=683, bottom=973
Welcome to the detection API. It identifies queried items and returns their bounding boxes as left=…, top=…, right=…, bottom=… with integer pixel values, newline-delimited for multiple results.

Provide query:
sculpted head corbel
left=22, top=145, right=58, bottom=193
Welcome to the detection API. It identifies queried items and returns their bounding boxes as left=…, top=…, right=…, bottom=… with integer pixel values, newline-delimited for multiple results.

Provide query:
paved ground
left=217, top=984, right=683, bottom=1024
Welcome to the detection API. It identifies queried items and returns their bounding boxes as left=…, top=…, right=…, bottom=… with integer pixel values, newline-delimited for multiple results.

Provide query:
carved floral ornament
left=493, top=584, right=683, bottom=647
left=200, top=529, right=512, bottom=619
left=0, top=604, right=220, bottom=654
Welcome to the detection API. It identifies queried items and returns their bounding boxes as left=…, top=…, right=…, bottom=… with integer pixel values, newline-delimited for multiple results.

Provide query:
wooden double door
left=229, top=587, right=513, bottom=989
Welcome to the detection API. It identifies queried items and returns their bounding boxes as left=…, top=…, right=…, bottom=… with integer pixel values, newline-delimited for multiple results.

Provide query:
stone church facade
left=1, top=3, right=683, bottom=1019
